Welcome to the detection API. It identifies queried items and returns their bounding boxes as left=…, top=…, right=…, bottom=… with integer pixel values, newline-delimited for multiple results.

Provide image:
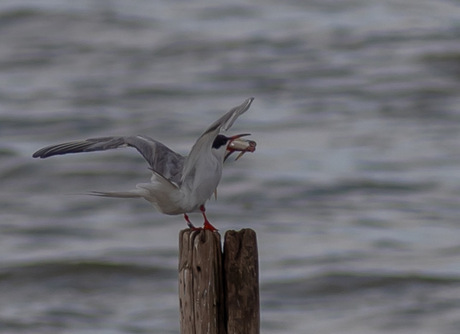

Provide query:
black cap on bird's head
left=212, top=134, right=230, bottom=150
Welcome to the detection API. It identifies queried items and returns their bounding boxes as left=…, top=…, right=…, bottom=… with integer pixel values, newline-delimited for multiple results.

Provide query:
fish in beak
left=225, top=133, right=256, bottom=161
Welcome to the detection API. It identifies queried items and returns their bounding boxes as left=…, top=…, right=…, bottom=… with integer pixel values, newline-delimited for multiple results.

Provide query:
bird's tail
left=88, top=190, right=142, bottom=198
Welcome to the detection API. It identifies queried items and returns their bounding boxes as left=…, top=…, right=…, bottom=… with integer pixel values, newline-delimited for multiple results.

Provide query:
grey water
left=1, top=1, right=460, bottom=333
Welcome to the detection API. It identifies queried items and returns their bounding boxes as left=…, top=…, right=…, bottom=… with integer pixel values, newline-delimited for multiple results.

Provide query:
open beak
left=225, top=133, right=257, bottom=161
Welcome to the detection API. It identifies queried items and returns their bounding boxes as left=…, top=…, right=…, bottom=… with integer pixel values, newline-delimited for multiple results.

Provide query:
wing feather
left=32, top=135, right=185, bottom=183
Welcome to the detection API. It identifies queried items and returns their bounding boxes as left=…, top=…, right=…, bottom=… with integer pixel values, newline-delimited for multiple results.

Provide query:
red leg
left=183, top=213, right=197, bottom=229
left=200, top=205, right=218, bottom=232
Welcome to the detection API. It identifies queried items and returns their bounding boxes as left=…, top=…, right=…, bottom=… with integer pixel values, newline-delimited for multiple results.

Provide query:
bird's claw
left=184, top=212, right=218, bottom=232
left=202, top=220, right=218, bottom=232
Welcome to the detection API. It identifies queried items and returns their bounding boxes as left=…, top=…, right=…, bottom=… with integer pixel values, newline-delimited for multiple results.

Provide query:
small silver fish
left=225, top=137, right=257, bottom=161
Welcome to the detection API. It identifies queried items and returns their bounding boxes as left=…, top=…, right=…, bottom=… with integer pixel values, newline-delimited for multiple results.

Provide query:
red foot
left=203, top=219, right=218, bottom=232
left=200, top=205, right=218, bottom=232
left=183, top=207, right=218, bottom=232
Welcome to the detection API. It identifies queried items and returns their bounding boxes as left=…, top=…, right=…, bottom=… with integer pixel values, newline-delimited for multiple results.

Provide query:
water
left=1, top=0, right=460, bottom=333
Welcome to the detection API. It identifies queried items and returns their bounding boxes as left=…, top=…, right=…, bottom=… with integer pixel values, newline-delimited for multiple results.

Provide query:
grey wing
left=127, top=136, right=184, bottom=184
left=32, top=135, right=185, bottom=183
left=201, top=97, right=254, bottom=136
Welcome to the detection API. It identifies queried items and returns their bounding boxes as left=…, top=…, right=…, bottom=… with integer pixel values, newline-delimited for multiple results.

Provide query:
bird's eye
left=212, top=135, right=229, bottom=149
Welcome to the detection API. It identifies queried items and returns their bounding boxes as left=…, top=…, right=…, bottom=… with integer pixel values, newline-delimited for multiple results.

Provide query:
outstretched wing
left=182, top=97, right=254, bottom=180
left=202, top=97, right=254, bottom=136
left=32, top=135, right=185, bottom=184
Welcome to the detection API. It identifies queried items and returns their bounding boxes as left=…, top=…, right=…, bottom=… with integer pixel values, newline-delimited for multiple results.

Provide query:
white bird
left=33, top=97, right=256, bottom=231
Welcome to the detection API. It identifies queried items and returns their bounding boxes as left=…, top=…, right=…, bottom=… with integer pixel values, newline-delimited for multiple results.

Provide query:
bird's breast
left=182, top=156, right=223, bottom=207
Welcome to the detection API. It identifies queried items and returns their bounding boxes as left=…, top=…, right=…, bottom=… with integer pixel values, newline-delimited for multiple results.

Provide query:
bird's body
left=33, top=98, right=256, bottom=230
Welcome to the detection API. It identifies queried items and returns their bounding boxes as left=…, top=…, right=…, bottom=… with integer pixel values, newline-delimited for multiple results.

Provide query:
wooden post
left=178, top=229, right=259, bottom=334
left=224, top=229, right=260, bottom=334
left=178, top=229, right=226, bottom=334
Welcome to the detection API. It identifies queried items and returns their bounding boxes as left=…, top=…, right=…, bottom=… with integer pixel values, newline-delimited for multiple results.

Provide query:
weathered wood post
left=178, top=229, right=226, bottom=334
left=178, top=228, right=259, bottom=334
left=224, top=229, right=259, bottom=334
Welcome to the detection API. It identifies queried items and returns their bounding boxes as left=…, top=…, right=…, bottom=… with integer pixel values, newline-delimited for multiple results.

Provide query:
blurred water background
left=1, top=0, right=460, bottom=333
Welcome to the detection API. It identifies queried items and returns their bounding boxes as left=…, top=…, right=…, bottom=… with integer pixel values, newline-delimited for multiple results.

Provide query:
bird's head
left=212, top=133, right=256, bottom=162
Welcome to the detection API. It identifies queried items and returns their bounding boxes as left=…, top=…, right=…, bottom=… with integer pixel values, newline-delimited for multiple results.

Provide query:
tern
left=33, top=97, right=256, bottom=231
